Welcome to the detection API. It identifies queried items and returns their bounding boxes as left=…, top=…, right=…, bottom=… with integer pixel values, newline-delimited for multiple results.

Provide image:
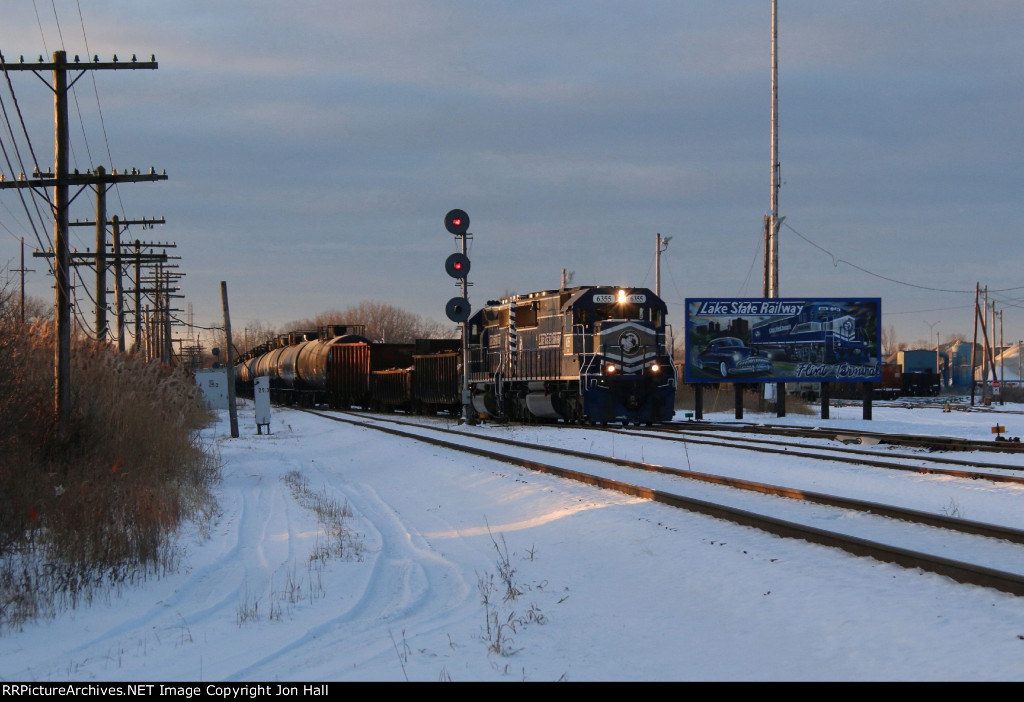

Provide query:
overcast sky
left=1, top=1, right=1022, bottom=348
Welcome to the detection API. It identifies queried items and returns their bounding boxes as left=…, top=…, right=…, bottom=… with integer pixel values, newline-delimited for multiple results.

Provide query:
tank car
left=236, top=325, right=431, bottom=410
left=235, top=325, right=372, bottom=406
left=464, top=286, right=676, bottom=424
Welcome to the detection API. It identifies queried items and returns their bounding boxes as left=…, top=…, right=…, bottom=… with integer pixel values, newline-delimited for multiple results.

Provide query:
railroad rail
left=666, top=420, right=1024, bottom=454
left=613, top=426, right=1024, bottom=484
left=298, top=408, right=1024, bottom=597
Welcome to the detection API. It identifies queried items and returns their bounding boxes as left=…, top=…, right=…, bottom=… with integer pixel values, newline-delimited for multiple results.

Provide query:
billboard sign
left=684, top=298, right=882, bottom=383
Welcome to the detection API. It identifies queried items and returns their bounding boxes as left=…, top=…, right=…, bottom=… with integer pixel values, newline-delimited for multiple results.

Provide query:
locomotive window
left=514, top=304, right=537, bottom=328
left=595, top=303, right=640, bottom=320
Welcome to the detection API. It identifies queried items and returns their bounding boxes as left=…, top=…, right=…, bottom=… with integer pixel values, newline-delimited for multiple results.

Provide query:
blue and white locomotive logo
left=618, top=330, right=641, bottom=356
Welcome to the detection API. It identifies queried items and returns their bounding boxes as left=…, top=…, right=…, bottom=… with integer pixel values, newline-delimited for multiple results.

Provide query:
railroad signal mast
left=443, top=208, right=474, bottom=424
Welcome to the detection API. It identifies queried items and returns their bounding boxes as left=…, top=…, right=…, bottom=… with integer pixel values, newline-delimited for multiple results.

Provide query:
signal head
left=445, top=252, right=471, bottom=279
left=445, top=296, right=471, bottom=323
left=444, top=209, right=470, bottom=236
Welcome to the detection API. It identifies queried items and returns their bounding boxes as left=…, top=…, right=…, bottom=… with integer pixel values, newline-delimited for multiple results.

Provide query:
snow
left=3, top=400, right=1024, bottom=682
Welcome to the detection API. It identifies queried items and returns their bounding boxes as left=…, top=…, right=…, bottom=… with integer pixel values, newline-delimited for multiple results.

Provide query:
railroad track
left=664, top=419, right=1024, bottom=454
left=298, top=408, right=1024, bottom=597
left=611, top=425, right=1024, bottom=484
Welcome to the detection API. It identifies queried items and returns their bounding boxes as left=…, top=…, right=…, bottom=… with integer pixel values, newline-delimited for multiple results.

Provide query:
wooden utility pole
left=767, top=0, right=782, bottom=298
left=12, top=238, right=35, bottom=322
left=34, top=233, right=169, bottom=350
left=221, top=281, right=239, bottom=438
left=0, top=50, right=164, bottom=433
left=763, top=0, right=786, bottom=417
left=68, top=213, right=166, bottom=345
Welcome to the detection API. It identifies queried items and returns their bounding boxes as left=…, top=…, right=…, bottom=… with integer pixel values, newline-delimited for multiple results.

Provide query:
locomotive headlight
left=606, top=363, right=617, bottom=374
left=616, top=289, right=627, bottom=303
left=650, top=363, right=661, bottom=373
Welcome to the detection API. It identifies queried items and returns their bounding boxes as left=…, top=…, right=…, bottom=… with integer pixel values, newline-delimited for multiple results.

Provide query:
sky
left=3, top=401, right=1024, bottom=681
left=1, top=1, right=1022, bottom=349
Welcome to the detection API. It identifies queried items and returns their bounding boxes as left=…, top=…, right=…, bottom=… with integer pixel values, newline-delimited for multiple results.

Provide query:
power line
left=784, top=220, right=1024, bottom=295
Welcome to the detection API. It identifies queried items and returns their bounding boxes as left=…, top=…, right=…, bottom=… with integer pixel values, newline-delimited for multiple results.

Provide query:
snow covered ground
left=3, top=399, right=1024, bottom=682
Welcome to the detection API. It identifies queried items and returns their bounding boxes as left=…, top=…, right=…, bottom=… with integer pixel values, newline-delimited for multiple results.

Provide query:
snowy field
left=3, top=399, right=1024, bottom=682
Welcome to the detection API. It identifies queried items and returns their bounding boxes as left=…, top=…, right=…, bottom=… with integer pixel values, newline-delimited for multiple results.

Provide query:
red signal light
left=445, top=252, right=470, bottom=278
left=444, top=209, right=470, bottom=235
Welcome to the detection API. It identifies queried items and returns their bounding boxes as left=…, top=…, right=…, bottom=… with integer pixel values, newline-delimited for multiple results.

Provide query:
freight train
left=233, top=285, right=677, bottom=425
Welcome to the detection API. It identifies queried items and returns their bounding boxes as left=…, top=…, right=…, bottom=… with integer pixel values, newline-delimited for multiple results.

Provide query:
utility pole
left=68, top=212, right=166, bottom=345
left=221, top=281, right=239, bottom=438
left=971, top=282, right=980, bottom=406
left=0, top=50, right=164, bottom=433
left=12, top=238, right=35, bottom=322
left=34, top=233, right=169, bottom=351
left=999, top=308, right=1004, bottom=405
left=766, top=0, right=782, bottom=299
left=763, top=0, right=786, bottom=417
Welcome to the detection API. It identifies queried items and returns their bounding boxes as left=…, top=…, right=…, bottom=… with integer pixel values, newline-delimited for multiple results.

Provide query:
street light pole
left=655, top=233, right=671, bottom=297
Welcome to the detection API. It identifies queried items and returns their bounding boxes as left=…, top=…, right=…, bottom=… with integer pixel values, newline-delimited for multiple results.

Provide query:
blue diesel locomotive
left=465, top=286, right=676, bottom=425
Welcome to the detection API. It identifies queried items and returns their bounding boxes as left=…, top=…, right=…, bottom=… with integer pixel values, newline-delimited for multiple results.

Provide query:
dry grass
left=0, top=313, right=219, bottom=630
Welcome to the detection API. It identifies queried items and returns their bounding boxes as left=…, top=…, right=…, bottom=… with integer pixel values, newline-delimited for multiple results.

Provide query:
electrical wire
left=784, top=220, right=1024, bottom=295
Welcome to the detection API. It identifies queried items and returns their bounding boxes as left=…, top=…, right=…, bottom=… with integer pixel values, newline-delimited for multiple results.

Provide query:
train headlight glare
left=616, top=289, right=627, bottom=303
left=650, top=363, right=660, bottom=373
left=606, top=364, right=617, bottom=374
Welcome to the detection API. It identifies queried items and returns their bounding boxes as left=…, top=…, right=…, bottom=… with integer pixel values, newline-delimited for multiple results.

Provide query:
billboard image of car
left=684, top=298, right=882, bottom=384
left=693, top=337, right=772, bottom=378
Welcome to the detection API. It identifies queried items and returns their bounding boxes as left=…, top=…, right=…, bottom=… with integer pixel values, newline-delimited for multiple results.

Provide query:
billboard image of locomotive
left=685, top=298, right=881, bottom=384
left=749, top=301, right=870, bottom=365
left=234, top=285, right=677, bottom=426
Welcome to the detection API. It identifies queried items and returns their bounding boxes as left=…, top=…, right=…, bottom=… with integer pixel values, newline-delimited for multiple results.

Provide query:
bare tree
left=881, top=324, right=900, bottom=357
left=284, top=301, right=457, bottom=343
